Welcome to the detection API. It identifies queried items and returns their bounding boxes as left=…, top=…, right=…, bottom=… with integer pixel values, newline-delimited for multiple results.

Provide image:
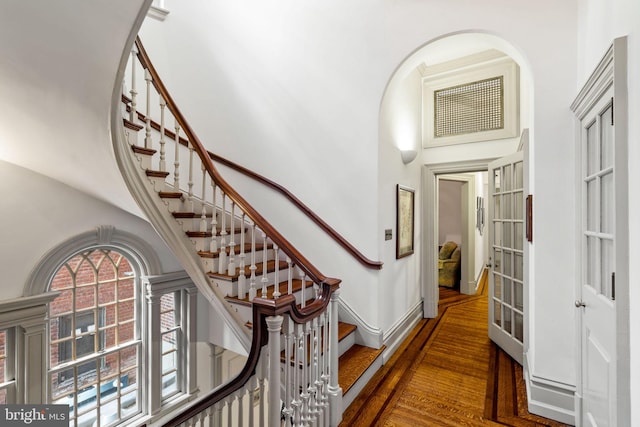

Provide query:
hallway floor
left=340, top=280, right=571, bottom=426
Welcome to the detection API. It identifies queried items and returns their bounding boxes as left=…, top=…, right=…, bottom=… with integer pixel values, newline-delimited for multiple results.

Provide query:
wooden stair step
left=225, top=278, right=314, bottom=306
left=186, top=227, right=246, bottom=238
left=209, top=259, right=288, bottom=282
left=338, top=322, right=357, bottom=342
left=123, top=118, right=144, bottom=131
left=198, top=243, right=273, bottom=259
left=131, top=145, right=156, bottom=156
left=173, top=211, right=214, bottom=219
left=146, top=169, right=170, bottom=178
left=338, top=344, right=385, bottom=395
left=159, top=191, right=183, bottom=199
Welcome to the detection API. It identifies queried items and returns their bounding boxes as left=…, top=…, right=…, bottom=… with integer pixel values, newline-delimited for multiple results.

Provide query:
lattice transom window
left=48, top=249, right=141, bottom=427
left=434, top=76, right=504, bottom=138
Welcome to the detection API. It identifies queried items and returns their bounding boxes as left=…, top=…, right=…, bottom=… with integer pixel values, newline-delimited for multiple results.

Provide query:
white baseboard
left=381, top=301, right=423, bottom=364
left=523, top=353, right=576, bottom=425
left=338, top=299, right=383, bottom=349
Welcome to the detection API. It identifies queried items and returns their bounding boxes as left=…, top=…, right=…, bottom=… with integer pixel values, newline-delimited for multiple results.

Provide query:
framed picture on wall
left=396, top=184, right=415, bottom=259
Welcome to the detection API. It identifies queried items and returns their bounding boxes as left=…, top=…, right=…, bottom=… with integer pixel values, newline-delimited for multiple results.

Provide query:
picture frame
left=396, top=184, right=415, bottom=259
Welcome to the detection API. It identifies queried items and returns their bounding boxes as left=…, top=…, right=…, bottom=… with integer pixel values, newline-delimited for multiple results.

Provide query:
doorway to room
left=436, top=172, right=488, bottom=296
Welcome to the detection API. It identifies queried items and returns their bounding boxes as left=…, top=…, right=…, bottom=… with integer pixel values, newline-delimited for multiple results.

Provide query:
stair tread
left=338, top=322, right=357, bottom=341
left=198, top=243, right=273, bottom=259
left=224, top=278, right=313, bottom=305
left=123, top=118, right=144, bottom=131
left=186, top=227, right=246, bottom=238
left=131, top=145, right=156, bottom=156
left=209, top=259, right=289, bottom=282
left=173, top=212, right=214, bottom=219
left=339, top=344, right=385, bottom=395
left=159, top=191, right=183, bottom=199
left=146, top=169, right=170, bottom=178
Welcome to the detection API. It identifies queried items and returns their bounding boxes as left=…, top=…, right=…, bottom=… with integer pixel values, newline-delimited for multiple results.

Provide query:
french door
left=578, top=86, right=616, bottom=427
left=488, top=151, right=524, bottom=364
left=572, top=37, right=629, bottom=426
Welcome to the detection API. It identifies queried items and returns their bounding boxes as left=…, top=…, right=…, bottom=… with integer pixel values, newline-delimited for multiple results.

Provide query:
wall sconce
left=400, top=149, right=418, bottom=164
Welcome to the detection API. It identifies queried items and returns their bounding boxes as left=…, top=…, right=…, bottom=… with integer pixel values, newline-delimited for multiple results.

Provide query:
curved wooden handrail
left=160, top=281, right=339, bottom=427
left=210, top=154, right=383, bottom=270
left=122, top=96, right=382, bottom=270
left=135, top=37, right=336, bottom=285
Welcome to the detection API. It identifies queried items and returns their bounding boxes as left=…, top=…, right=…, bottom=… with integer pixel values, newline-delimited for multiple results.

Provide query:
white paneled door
left=488, top=151, right=524, bottom=365
left=578, top=87, right=616, bottom=427
left=572, top=37, right=629, bottom=427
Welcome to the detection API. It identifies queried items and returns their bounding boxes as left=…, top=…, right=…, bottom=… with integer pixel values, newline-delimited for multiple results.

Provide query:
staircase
left=112, top=38, right=384, bottom=425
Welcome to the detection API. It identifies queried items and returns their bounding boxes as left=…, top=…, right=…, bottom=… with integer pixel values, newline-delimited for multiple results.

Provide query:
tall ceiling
left=0, top=0, right=149, bottom=217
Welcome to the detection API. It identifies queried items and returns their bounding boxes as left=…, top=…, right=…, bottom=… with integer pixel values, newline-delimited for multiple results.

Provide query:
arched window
left=49, top=248, right=142, bottom=427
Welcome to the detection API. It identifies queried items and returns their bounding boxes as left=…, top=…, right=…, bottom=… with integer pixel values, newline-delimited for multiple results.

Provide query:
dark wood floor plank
left=340, top=270, right=571, bottom=427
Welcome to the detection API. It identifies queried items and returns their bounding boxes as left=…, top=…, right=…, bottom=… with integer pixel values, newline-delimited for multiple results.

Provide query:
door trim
left=571, top=36, right=629, bottom=426
left=422, top=159, right=494, bottom=317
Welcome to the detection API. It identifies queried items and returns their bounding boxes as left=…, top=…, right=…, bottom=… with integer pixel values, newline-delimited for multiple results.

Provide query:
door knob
left=575, top=300, right=586, bottom=308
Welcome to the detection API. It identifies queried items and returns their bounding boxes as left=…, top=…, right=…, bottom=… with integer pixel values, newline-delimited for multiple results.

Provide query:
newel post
left=328, top=288, right=343, bottom=426
left=266, top=315, right=283, bottom=427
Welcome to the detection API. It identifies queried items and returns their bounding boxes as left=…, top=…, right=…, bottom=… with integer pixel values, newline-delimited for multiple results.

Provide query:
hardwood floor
left=340, top=275, right=571, bottom=427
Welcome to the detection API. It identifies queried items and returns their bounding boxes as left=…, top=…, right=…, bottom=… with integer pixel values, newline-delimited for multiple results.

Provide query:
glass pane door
left=488, top=152, right=524, bottom=364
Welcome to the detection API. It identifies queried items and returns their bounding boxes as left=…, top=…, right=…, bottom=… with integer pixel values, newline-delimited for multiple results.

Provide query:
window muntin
left=49, top=249, right=141, bottom=427
left=160, top=292, right=180, bottom=401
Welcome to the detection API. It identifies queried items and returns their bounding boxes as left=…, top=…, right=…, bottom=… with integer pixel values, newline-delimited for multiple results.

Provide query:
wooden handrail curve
left=135, top=37, right=339, bottom=286
left=122, top=96, right=382, bottom=270
left=210, top=154, right=383, bottom=270
left=159, top=280, right=339, bottom=427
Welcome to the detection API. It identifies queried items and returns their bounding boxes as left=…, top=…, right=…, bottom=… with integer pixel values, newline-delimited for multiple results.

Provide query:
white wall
left=140, top=1, right=579, bottom=417
left=577, top=0, right=640, bottom=423
left=438, top=180, right=463, bottom=245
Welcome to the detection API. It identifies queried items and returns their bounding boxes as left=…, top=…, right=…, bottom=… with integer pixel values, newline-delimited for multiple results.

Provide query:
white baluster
left=328, top=289, right=343, bottom=426
left=320, top=312, right=330, bottom=427
left=159, top=95, right=167, bottom=171
left=286, top=258, right=293, bottom=296
left=273, top=244, right=280, bottom=298
left=129, top=46, right=138, bottom=123
left=283, top=319, right=294, bottom=426
left=227, top=201, right=237, bottom=275
left=173, top=120, right=181, bottom=190
left=266, top=316, right=283, bottom=426
left=218, top=193, right=228, bottom=274
left=237, top=389, right=244, bottom=427
left=200, top=165, right=208, bottom=233
left=258, top=355, right=266, bottom=427
left=249, top=375, right=258, bottom=427
left=210, top=182, right=218, bottom=253
left=238, top=213, right=247, bottom=299
left=300, top=273, right=307, bottom=308
left=227, top=395, right=234, bottom=427
left=292, top=324, right=304, bottom=426
left=301, top=321, right=311, bottom=426
left=261, top=231, right=268, bottom=298
left=213, top=402, right=223, bottom=427
left=187, top=143, right=194, bottom=211
left=249, top=223, right=257, bottom=301
left=144, top=68, right=152, bottom=149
